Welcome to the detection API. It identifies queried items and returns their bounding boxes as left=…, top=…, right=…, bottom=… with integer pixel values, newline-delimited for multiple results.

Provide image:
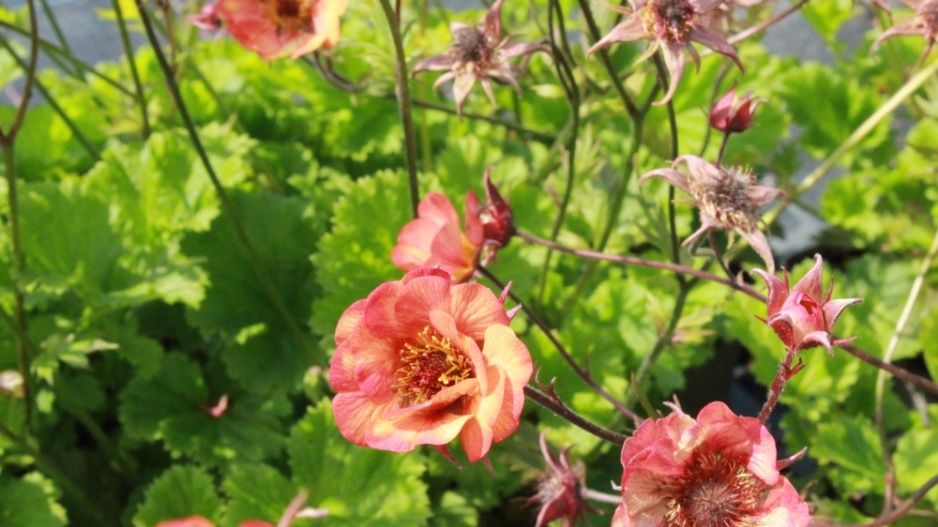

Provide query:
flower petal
left=586, top=15, right=650, bottom=56
left=791, top=254, right=824, bottom=301
left=449, top=283, right=512, bottom=341
left=333, top=392, right=396, bottom=447
left=655, top=41, right=687, bottom=106
left=688, top=25, right=743, bottom=72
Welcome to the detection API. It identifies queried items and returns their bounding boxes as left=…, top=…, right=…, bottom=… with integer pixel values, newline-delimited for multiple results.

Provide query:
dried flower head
left=189, top=0, right=346, bottom=60
left=530, top=432, right=598, bottom=527
left=412, top=0, right=548, bottom=117
left=709, top=81, right=766, bottom=133
left=872, top=0, right=938, bottom=64
left=586, top=0, right=743, bottom=105
left=751, top=254, right=862, bottom=355
left=612, top=401, right=809, bottom=527
left=329, top=268, right=533, bottom=464
left=639, top=155, right=782, bottom=273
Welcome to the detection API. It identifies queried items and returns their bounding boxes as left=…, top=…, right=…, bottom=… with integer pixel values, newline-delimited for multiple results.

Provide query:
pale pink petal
left=655, top=41, right=687, bottom=106
left=611, top=504, right=631, bottom=527
left=638, top=168, right=691, bottom=193
left=872, top=22, right=921, bottom=51
left=393, top=274, right=454, bottom=335
left=465, top=190, right=485, bottom=247
left=482, top=0, right=505, bottom=41
left=362, top=280, right=406, bottom=337
left=335, top=299, right=366, bottom=345
left=333, top=392, right=395, bottom=446
left=413, top=54, right=458, bottom=73
left=458, top=366, right=505, bottom=462
left=740, top=227, right=776, bottom=275
left=676, top=154, right=721, bottom=183
left=688, top=25, right=743, bottom=72
left=480, top=325, right=532, bottom=388
left=791, top=254, right=824, bottom=301
left=367, top=406, right=473, bottom=452
left=453, top=74, right=477, bottom=117
left=487, top=365, right=524, bottom=443
left=501, top=41, right=549, bottom=59
left=757, top=478, right=810, bottom=527
left=427, top=222, right=476, bottom=281
left=449, top=283, right=512, bottom=341
left=797, top=330, right=834, bottom=355
left=822, top=297, right=863, bottom=332
left=586, top=16, right=650, bottom=56
left=746, top=185, right=783, bottom=209
left=328, top=340, right=359, bottom=393
left=751, top=268, right=789, bottom=317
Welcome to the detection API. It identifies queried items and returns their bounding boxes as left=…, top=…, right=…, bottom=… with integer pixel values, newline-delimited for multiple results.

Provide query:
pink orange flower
left=871, top=0, right=938, bottom=64
left=612, top=401, right=809, bottom=527
left=391, top=192, right=480, bottom=283
left=329, top=268, right=533, bottom=464
left=156, top=517, right=270, bottom=527
left=709, top=81, right=766, bottom=134
left=586, top=0, right=743, bottom=105
left=393, top=172, right=516, bottom=282
left=639, top=155, right=782, bottom=273
left=751, top=254, right=862, bottom=355
left=189, top=0, right=346, bottom=60
left=412, top=0, right=548, bottom=117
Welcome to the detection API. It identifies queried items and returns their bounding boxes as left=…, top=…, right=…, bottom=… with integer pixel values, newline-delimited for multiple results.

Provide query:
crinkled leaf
left=133, top=465, right=222, bottom=527
left=894, top=405, right=938, bottom=507
left=811, top=415, right=884, bottom=495
left=288, top=399, right=430, bottom=526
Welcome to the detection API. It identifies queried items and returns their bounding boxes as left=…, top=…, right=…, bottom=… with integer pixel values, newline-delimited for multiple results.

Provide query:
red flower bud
left=709, top=81, right=766, bottom=133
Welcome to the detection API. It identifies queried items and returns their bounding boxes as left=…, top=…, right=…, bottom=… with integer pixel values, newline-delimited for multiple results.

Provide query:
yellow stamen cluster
left=394, top=326, right=474, bottom=405
left=664, top=451, right=766, bottom=527
left=265, top=0, right=313, bottom=35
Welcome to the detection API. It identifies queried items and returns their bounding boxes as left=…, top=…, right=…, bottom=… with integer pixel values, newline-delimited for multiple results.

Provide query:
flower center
left=393, top=326, right=474, bottom=405
left=665, top=451, right=766, bottom=527
left=265, top=0, right=313, bottom=34
left=453, top=26, right=490, bottom=65
left=696, top=166, right=759, bottom=231
left=650, top=0, right=697, bottom=42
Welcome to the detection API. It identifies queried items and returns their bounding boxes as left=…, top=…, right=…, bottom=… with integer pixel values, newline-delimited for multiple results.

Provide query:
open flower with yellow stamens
left=586, top=0, right=743, bottom=105
left=329, top=268, right=532, bottom=464
left=412, top=0, right=548, bottom=117
left=612, top=401, right=809, bottom=527
left=189, top=0, right=346, bottom=60
left=639, top=154, right=782, bottom=273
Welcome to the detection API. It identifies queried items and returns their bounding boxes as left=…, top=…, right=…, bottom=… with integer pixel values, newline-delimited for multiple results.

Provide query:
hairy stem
left=758, top=347, right=797, bottom=423
left=524, top=385, right=629, bottom=444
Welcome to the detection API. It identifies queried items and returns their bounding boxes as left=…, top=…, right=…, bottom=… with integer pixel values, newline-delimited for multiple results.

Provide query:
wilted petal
left=638, top=168, right=691, bottom=192
left=586, top=15, right=650, bottom=56
left=414, top=54, right=458, bottom=73
left=656, top=41, right=687, bottom=105
left=740, top=226, right=776, bottom=275
left=688, top=25, right=744, bottom=72
left=502, top=41, right=550, bottom=59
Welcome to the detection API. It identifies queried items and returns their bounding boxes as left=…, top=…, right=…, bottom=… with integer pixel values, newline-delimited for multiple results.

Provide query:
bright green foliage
left=134, top=465, right=223, bottom=527
left=221, top=464, right=296, bottom=527
left=288, top=400, right=431, bottom=526
left=0, top=473, right=66, bottom=527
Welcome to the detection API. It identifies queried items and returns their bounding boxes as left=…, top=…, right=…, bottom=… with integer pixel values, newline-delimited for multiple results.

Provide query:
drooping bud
left=466, top=167, right=516, bottom=266
left=709, top=81, right=766, bottom=133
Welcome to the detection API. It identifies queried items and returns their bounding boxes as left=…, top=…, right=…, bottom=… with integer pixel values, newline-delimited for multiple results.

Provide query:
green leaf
left=119, top=353, right=286, bottom=466
left=221, top=464, right=295, bottom=527
left=0, top=473, right=67, bottom=527
left=800, top=0, right=858, bottom=46
left=183, top=190, right=316, bottom=336
left=133, top=465, right=222, bottom=527
left=288, top=400, right=431, bottom=526
left=811, top=415, right=884, bottom=495
left=310, top=170, right=411, bottom=338
left=894, top=405, right=938, bottom=507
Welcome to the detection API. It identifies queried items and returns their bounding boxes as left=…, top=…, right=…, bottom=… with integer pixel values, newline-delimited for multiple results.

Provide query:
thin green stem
left=576, top=0, right=640, bottom=121
left=0, top=35, right=101, bottom=160
left=38, top=0, right=71, bottom=60
left=0, top=21, right=133, bottom=96
left=409, top=96, right=557, bottom=144
left=378, top=0, right=421, bottom=218
left=1, top=146, right=32, bottom=435
left=626, top=279, right=694, bottom=407
left=480, top=267, right=640, bottom=423
left=874, top=227, right=938, bottom=513
left=136, top=1, right=312, bottom=356
left=111, top=0, right=151, bottom=138
left=762, top=59, right=938, bottom=227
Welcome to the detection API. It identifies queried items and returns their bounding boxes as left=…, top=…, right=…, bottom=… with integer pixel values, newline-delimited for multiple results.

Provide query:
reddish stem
left=758, top=347, right=798, bottom=423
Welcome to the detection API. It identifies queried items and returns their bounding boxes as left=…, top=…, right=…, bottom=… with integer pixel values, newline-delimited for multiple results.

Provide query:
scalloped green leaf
left=288, top=399, right=430, bottom=526
left=221, top=464, right=295, bottom=527
left=310, top=170, right=411, bottom=338
left=119, top=353, right=286, bottom=466
left=133, top=465, right=222, bottom=527
left=0, top=473, right=67, bottom=527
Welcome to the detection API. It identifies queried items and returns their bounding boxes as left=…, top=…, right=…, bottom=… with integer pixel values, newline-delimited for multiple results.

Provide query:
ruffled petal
left=449, top=283, right=512, bottom=341
left=333, top=392, right=396, bottom=446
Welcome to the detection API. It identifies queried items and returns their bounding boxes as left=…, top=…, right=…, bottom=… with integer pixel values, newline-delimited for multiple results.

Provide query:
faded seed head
left=665, top=451, right=766, bottom=527
left=648, top=0, right=698, bottom=42
left=692, top=165, right=760, bottom=232
left=453, top=26, right=491, bottom=65
left=394, top=326, right=474, bottom=405
left=919, top=0, right=938, bottom=39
